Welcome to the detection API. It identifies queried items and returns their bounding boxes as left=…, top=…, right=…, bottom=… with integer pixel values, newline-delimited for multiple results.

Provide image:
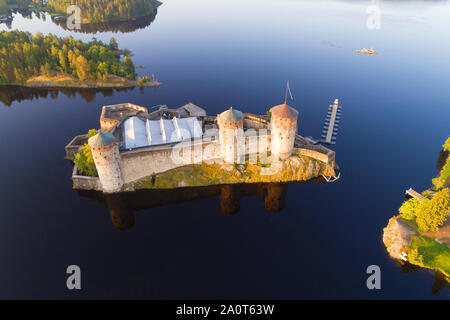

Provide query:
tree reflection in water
left=1, top=8, right=159, bottom=34
left=0, top=85, right=154, bottom=106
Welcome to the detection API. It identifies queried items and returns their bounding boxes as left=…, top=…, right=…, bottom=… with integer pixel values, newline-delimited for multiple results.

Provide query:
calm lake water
left=0, top=0, right=449, bottom=299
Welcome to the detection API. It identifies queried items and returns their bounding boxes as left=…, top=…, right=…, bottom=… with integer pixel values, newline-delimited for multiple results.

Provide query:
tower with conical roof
left=217, top=107, right=244, bottom=164
left=88, top=131, right=124, bottom=193
left=270, top=103, right=299, bottom=160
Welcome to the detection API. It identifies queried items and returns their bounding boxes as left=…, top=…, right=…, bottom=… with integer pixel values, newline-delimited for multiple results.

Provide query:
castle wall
left=72, top=164, right=103, bottom=191
left=243, top=118, right=267, bottom=130
left=100, top=118, right=119, bottom=132
left=120, top=141, right=221, bottom=184
left=100, top=103, right=148, bottom=132
left=91, top=143, right=124, bottom=193
left=65, top=134, right=88, bottom=158
left=296, top=147, right=335, bottom=165
left=119, top=133, right=271, bottom=185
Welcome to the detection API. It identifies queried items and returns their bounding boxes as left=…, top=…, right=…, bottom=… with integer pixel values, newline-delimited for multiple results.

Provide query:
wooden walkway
left=405, top=188, right=426, bottom=200
left=321, top=99, right=342, bottom=145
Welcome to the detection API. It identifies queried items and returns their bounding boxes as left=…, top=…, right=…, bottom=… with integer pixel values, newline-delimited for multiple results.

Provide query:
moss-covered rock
left=132, top=154, right=335, bottom=190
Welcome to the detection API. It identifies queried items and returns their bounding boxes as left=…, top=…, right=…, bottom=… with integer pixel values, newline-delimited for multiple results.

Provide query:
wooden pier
left=321, top=99, right=342, bottom=145
left=405, top=188, right=426, bottom=200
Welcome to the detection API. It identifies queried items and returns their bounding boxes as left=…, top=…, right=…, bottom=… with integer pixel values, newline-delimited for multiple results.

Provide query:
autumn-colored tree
left=443, top=136, right=450, bottom=152
left=74, top=144, right=97, bottom=177
left=416, top=189, right=450, bottom=233
left=399, top=197, right=423, bottom=220
left=46, top=0, right=159, bottom=23
left=75, top=55, right=91, bottom=81
left=87, top=128, right=98, bottom=138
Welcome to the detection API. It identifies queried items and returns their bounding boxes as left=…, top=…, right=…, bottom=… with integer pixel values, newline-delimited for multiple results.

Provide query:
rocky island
left=66, top=101, right=339, bottom=193
left=383, top=137, right=450, bottom=282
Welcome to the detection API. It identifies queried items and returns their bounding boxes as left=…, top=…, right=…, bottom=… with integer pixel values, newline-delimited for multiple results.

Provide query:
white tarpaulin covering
left=123, top=116, right=203, bottom=149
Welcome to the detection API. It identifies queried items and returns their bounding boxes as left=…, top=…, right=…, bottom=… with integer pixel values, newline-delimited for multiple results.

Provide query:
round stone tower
left=217, top=107, right=244, bottom=164
left=88, top=132, right=124, bottom=193
left=270, top=103, right=299, bottom=160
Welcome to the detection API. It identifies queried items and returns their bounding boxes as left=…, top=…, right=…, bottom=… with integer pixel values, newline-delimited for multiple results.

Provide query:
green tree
left=87, top=128, right=97, bottom=138
left=399, top=197, right=423, bottom=220
left=74, top=144, right=97, bottom=177
left=97, top=62, right=109, bottom=75
left=416, top=189, right=450, bottom=233
left=123, top=55, right=136, bottom=80
left=433, top=160, right=450, bottom=190
left=443, top=136, right=450, bottom=152
left=109, top=37, right=118, bottom=51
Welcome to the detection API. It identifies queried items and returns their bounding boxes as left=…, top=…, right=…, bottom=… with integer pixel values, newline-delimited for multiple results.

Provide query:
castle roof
left=270, top=103, right=299, bottom=119
left=219, top=107, right=243, bottom=122
left=88, top=132, right=115, bottom=147
left=178, top=102, right=206, bottom=117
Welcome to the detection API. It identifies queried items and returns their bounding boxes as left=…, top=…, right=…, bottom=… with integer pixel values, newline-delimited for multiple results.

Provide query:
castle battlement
left=68, top=101, right=336, bottom=193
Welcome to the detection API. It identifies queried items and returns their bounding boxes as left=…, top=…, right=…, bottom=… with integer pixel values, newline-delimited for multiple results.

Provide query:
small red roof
left=271, top=103, right=299, bottom=119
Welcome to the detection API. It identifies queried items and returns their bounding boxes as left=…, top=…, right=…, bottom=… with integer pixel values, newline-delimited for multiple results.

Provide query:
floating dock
left=321, top=99, right=342, bottom=145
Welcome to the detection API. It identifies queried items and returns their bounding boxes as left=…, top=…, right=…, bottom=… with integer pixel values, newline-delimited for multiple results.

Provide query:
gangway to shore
left=321, top=99, right=342, bottom=145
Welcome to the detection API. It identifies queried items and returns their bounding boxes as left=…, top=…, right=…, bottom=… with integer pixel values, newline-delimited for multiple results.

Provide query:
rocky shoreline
left=382, top=217, right=417, bottom=259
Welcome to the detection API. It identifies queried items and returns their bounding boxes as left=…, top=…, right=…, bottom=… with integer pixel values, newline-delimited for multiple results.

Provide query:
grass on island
left=133, top=154, right=334, bottom=190
left=407, top=235, right=450, bottom=280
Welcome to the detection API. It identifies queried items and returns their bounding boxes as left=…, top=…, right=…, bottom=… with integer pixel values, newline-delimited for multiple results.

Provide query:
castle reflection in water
left=77, top=182, right=304, bottom=231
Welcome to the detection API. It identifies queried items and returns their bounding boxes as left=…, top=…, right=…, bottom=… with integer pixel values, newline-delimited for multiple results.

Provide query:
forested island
left=0, top=0, right=38, bottom=16
left=0, top=0, right=161, bottom=33
left=383, top=137, right=450, bottom=282
left=46, top=0, right=161, bottom=23
left=1, top=0, right=161, bottom=21
left=0, top=30, right=159, bottom=88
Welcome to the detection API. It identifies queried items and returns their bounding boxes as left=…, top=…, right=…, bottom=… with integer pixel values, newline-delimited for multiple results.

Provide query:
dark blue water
left=0, top=0, right=449, bottom=298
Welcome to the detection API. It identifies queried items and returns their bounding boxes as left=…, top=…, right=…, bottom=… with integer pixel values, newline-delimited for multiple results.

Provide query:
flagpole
left=284, top=80, right=289, bottom=104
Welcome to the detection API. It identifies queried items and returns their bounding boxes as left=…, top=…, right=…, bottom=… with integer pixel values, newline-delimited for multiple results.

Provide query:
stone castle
left=66, top=101, right=336, bottom=193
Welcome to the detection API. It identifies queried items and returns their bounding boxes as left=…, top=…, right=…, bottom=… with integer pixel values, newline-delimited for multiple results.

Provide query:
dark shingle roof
left=88, top=132, right=115, bottom=147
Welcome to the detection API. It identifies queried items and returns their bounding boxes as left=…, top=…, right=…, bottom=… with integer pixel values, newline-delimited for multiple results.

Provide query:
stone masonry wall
left=120, top=134, right=272, bottom=185
left=121, top=141, right=221, bottom=184
left=297, top=148, right=332, bottom=164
